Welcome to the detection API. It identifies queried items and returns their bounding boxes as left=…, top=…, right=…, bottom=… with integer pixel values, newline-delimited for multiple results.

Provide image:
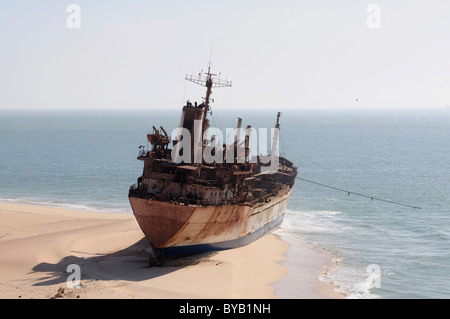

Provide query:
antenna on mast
left=209, top=45, right=213, bottom=66
left=185, top=63, right=232, bottom=136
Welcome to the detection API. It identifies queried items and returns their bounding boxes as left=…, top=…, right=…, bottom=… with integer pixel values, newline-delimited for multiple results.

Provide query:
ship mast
left=185, top=63, right=232, bottom=136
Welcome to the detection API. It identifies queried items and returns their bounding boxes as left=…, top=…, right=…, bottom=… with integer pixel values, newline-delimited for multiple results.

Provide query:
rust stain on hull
left=130, top=188, right=292, bottom=252
left=130, top=197, right=194, bottom=247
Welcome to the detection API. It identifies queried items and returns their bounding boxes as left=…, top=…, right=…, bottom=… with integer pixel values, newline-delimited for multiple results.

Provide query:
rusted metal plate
left=131, top=188, right=293, bottom=251
left=129, top=197, right=194, bottom=247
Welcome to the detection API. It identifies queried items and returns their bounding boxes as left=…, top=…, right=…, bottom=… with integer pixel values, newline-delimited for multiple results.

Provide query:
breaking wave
left=279, top=209, right=351, bottom=235
left=278, top=209, right=380, bottom=299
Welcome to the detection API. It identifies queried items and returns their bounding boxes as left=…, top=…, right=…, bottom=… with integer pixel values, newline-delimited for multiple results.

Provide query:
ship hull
left=129, top=189, right=291, bottom=257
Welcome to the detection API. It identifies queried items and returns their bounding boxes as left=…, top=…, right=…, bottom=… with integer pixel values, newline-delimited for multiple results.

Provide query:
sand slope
left=0, top=203, right=341, bottom=299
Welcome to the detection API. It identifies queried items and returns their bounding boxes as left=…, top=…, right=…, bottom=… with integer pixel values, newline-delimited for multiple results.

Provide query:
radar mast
left=185, top=63, right=232, bottom=136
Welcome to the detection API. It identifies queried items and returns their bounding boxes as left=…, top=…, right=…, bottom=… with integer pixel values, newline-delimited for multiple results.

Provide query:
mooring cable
left=296, top=176, right=422, bottom=209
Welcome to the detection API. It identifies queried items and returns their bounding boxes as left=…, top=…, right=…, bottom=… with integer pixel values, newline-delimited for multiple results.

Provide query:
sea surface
left=1, top=108, right=449, bottom=299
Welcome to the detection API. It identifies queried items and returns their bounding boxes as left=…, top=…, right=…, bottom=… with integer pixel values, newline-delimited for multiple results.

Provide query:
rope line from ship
left=278, top=131, right=422, bottom=210
left=295, top=176, right=422, bottom=210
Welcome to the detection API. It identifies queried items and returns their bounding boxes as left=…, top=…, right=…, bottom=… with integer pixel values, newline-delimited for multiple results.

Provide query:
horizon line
left=1, top=106, right=449, bottom=112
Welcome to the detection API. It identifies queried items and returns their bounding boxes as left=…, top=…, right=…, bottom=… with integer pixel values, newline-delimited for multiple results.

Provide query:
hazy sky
left=0, top=0, right=449, bottom=110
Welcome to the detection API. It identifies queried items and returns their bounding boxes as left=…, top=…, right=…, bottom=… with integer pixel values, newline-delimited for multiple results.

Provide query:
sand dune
left=0, top=203, right=342, bottom=299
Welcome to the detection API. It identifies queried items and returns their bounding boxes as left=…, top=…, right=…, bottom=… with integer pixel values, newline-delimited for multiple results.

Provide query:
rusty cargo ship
left=128, top=64, right=297, bottom=259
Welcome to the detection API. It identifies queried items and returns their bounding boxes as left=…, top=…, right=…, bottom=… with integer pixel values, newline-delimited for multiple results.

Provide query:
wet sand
left=0, top=203, right=343, bottom=299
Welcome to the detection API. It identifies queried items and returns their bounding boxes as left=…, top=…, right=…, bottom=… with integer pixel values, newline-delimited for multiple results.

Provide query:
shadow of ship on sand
left=31, top=237, right=216, bottom=287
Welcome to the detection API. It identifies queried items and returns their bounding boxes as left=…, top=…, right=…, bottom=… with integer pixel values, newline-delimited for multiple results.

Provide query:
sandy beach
left=0, top=203, right=343, bottom=299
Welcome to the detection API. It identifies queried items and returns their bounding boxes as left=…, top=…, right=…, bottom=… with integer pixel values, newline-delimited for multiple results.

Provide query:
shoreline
left=272, top=232, right=345, bottom=299
left=0, top=202, right=342, bottom=299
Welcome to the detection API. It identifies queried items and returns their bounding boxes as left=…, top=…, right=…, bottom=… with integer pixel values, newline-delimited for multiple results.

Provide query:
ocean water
left=1, top=108, right=449, bottom=299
